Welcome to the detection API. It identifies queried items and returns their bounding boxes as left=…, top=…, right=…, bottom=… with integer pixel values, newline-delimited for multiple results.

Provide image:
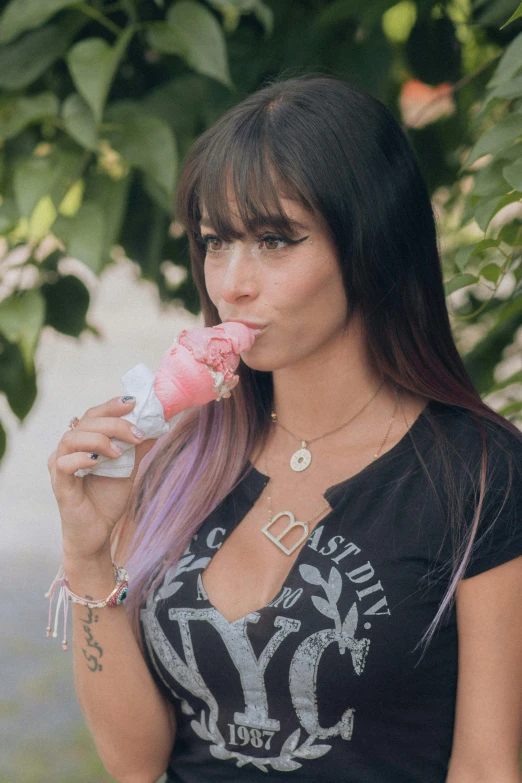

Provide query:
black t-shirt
left=140, top=400, right=522, bottom=782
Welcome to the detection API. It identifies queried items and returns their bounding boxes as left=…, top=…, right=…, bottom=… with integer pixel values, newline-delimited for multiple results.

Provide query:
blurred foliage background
left=0, top=0, right=522, bottom=465
left=0, top=1, right=521, bottom=779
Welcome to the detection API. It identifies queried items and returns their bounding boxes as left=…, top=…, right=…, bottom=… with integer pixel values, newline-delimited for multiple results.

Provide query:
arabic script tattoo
left=79, top=597, right=104, bottom=673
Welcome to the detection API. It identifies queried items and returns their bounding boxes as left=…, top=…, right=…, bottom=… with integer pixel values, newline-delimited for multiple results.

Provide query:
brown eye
left=198, top=234, right=223, bottom=252
left=258, top=235, right=288, bottom=251
left=264, top=238, right=280, bottom=250
left=196, top=233, right=223, bottom=252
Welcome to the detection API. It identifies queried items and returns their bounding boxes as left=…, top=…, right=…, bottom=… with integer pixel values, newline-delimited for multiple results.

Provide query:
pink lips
left=225, top=320, right=266, bottom=334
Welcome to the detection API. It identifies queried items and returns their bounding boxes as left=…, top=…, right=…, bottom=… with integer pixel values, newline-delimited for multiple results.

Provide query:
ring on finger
left=68, top=416, right=80, bottom=430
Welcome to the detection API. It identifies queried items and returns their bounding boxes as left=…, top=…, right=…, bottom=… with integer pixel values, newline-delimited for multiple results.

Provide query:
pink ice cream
left=153, top=322, right=258, bottom=420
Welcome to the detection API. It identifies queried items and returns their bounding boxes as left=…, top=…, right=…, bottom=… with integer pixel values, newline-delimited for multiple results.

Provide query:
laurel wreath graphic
left=299, top=563, right=370, bottom=668
left=190, top=710, right=331, bottom=772
left=154, top=553, right=211, bottom=603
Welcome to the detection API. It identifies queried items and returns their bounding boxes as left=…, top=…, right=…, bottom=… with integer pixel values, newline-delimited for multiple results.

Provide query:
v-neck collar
left=237, top=398, right=436, bottom=509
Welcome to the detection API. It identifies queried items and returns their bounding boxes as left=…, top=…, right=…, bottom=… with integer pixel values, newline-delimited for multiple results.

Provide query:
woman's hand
left=47, top=396, right=157, bottom=563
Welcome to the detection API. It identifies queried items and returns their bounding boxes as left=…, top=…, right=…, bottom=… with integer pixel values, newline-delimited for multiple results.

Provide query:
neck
left=270, top=323, right=389, bottom=441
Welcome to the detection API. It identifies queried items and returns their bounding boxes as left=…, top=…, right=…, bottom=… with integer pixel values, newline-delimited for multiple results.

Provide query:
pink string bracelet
left=45, top=563, right=128, bottom=651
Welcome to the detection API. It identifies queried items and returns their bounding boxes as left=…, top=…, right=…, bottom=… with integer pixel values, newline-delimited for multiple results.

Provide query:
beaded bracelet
left=45, top=563, right=129, bottom=651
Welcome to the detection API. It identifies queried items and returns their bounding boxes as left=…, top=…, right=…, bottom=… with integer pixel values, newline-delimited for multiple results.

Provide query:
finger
left=57, top=429, right=123, bottom=460
left=52, top=450, right=101, bottom=501
left=82, top=395, right=136, bottom=421
left=53, top=426, right=126, bottom=499
left=55, top=451, right=102, bottom=478
left=58, top=416, right=145, bottom=459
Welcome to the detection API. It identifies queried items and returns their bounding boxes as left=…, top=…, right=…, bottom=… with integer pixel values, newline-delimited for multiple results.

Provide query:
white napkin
left=75, top=363, right=172, bottom=478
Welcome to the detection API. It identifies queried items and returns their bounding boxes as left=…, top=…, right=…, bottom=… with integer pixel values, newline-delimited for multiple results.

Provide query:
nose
left=219, top=243, right=259, bottom=304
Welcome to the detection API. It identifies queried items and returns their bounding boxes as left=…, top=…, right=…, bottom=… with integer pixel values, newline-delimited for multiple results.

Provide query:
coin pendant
left=290, top=448, right=312, bottom=472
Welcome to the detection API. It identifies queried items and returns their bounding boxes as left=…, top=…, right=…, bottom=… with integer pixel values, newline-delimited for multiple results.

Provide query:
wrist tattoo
left=79, top=596, right=104, bottom=672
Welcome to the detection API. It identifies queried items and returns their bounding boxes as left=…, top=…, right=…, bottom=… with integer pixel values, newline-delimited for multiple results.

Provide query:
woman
left=47, top=74, right=522, bottom=782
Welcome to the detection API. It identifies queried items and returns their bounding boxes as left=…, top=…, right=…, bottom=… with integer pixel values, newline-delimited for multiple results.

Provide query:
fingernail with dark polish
left=121, top=396, right=135, bottom=403
left=89, top=453, right=100, bottom=460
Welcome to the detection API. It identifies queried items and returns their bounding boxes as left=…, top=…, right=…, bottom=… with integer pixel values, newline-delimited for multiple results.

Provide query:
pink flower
left=399, top=79, right=456, bottom=129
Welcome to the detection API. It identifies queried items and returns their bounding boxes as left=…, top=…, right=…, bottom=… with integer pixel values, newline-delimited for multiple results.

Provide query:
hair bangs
left=194, top=126, right=314, bottom=243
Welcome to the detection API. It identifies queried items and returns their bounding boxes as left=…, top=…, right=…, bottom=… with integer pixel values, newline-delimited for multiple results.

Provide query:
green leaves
left=61, top=93, right=98, bottom=151
left=486, top=31, right=522, bottom=90
left=13, top=157, right=57, bottom=218
left=460, top=33, right=522, bottom=175
left=0, top=0, right=81, bottom=43
left=0, top=198, right=18, bottom=233
left=0, top=290, right=41, bottom=421
left=454, top=239, right=501, bottom=272
left=500, top=3, right=522, bottom=32
left=66, top=27, right=134, bottom=124
left=471, top=159, right=507, bottom=196
left=479, top=192, right=522, bottom=232
left=0, top=336, right=37, bottom=420
left=207, top=0, right=274, bottom=35
left=503, top=158, right=522, bottom=191
left=53, top=203, right=105, bottom=273
left=12, top=145, right=84, bottom=217
left=0, top=93, right=59, bottom=139
left=489, top=369, right=522, bottom=394
left=83, top=172, right=131, bottom=254
left=140, top=74, right=210, bottom=149
left=147, top=1, right=233, bottom=88
left=40, top=274, right=91, bottom=337
left=0, top=289, right=45, bottom=372
left=454, top=25, right=522, bottom=348
left=463, top=298, right=522, bottom=395
left=51, top=173, right=131, bottom=272
left=444, top=273, right=479, bottom=297
left=460, top=112, right=522, bottom=172
left=0, top=19, right=82, bottom=90
left=105, top=103, right=178, bottom=199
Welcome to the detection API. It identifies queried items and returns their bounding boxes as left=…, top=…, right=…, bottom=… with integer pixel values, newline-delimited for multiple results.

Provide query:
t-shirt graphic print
left=140, top=401, right=522, bottom=783
left=142, top=525, right=385, bottom=771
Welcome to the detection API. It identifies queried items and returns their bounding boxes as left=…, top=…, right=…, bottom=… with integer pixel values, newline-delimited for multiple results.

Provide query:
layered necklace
left=271, top=379, right=385, bottom=472
left=260, top=383, right=401, bottom=555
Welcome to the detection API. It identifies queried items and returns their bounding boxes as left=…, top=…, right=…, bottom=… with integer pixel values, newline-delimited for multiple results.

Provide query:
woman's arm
left=65, top=552, right=177, bottom=783
left=47, top=397, right=177, bottom=782
left=446, top=555, right=522, bottom=783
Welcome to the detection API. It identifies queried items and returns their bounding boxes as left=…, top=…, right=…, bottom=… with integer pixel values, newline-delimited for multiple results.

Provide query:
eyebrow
left=198, top=216, right=309, bottom=235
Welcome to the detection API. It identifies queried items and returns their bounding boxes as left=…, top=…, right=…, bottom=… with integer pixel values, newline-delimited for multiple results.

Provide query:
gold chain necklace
left=270, top=379, right=385, bottom=472
left=261, top=386, right=400, bottom=555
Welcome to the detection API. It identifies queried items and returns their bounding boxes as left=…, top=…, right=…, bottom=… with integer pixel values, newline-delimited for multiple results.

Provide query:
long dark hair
left=116, top=73, right=522, bottom=654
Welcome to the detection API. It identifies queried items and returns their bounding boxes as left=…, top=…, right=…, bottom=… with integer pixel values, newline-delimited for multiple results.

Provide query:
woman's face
left=201, top=195, right=350, bottom=373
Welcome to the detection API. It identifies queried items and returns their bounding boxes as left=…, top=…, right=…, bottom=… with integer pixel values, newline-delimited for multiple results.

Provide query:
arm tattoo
left=79, top=597, right=104, bottom=672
